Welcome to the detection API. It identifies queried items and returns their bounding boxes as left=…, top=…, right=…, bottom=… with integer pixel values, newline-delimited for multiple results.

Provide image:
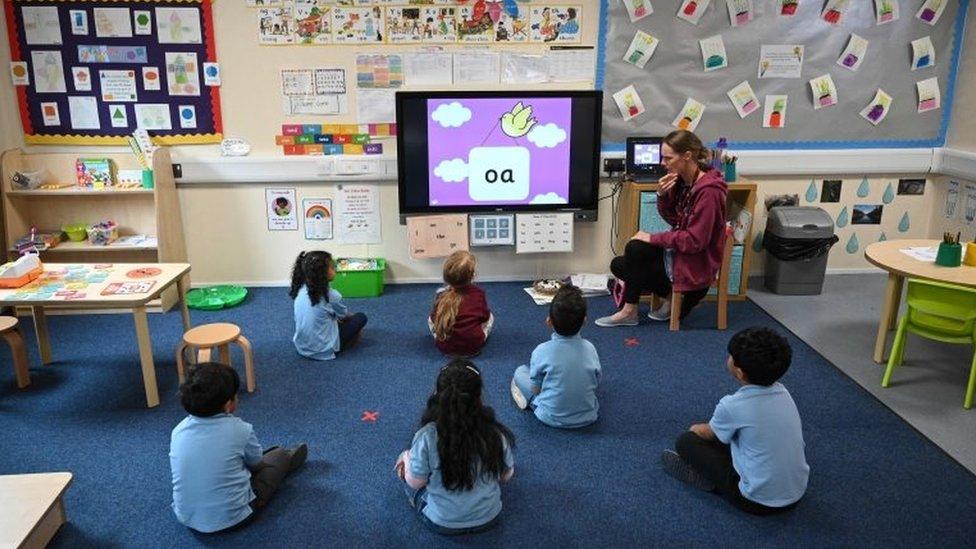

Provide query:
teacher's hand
left=658, top=172, right=679, bottom=195
left=630, top=231, right=652, bottom=243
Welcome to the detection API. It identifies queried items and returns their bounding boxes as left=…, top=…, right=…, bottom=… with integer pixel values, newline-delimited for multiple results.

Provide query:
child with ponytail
left=394, top=359, right=515, bottom=535
left=428, top=251, right=493, bottom=358
left=289, top=250, right=367, bottom=360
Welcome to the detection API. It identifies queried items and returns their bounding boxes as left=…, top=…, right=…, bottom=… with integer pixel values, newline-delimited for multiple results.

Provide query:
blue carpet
left=1, top=283, right=974, bottom=547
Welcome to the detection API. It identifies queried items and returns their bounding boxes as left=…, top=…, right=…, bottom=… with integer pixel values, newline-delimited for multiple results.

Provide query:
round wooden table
left=864, top=239, right=976, bottom=363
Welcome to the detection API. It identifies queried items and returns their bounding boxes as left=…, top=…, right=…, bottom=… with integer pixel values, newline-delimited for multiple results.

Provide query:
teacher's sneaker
left=594, top=314, right=639, bottom=327
left=647, top=300, right=671, bottom=321
left=661, top=450, right=715, bottom=492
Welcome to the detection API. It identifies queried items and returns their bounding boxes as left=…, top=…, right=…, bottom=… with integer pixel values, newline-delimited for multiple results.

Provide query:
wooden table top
left=864, top=239, right=976, bottom=288
left=0, top=472, right=73, bottom=546
left=0, top=263, right=190, bottom=307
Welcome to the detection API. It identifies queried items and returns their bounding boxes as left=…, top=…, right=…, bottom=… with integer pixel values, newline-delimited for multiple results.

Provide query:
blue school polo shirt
left=408, top=422, right=514, bottom=529
left=293, top=286, right=347, bottom=360
left=529, top=333, right=602, bottom=428
left=170, top=414, right=263, bottom=533
left=709, top=382, right=809, bottom=507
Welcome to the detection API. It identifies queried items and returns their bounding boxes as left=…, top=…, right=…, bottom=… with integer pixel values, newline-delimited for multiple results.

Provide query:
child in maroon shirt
left=428, top=251, right=494, bottom=358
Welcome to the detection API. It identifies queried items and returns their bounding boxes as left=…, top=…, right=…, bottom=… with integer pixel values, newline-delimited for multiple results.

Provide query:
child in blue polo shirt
left=510, top=284, right=602, bottom=428
left=170, top=363, right=308, bottom=533
left=661, top=327, right=809, bottom=515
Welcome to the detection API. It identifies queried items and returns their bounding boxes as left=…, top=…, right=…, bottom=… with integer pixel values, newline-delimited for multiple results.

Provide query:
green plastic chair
left=882, top=278, right=976, bottom=409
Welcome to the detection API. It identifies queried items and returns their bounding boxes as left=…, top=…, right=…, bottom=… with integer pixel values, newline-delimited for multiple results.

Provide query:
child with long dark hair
left=394, top=359, right=515, bottom=535
left=289, top=250, right=367, bottom=360
left=429, top=250, right=493, bottom=358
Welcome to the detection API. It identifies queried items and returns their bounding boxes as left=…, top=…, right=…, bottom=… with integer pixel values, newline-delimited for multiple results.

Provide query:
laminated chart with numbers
left=515, top=212, right=574, bottom=253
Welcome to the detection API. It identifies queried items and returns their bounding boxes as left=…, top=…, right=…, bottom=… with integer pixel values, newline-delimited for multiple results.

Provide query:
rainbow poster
left=303, top=198, right=333, bottom=240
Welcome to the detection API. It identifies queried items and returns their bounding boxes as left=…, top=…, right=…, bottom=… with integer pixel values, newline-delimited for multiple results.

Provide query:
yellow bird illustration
left=500, top=102, right=536, bottom=138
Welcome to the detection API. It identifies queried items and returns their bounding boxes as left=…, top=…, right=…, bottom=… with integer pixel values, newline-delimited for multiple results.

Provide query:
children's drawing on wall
left=612, top=85, right=646, bottom=121
left=821, top=0, right=850, bottom=25
left=809, top=74, right=837, bottom=109
left=911, top=36, right=935, bottom=70
left=859, top=89, right=892, bottom=125
left=30, top=51, right=66, bottom=93
left=676, top=0, right=711, bottom=25
left=22, top=6, right=62, bottom=45
left=762, top=95, right=787, bottom=128
left=726, top=81, right=759, bottom=118
left=779, top=0, right=799, bottom=16
left=916, top=0, right=947, bottom=26
left=874, top=0, right=899, bottom=24
left=259, top=7, right=295, bottom=44
left=964, top=183, right=976, bottom=225
left=156, top=7, right=203, bottom=44
left=916, top=77, right=940, bottom=113
left=623, top=0, right=653, bottom=22
left=134, top=103, right=172, bottom=130
left=426, top=97, right=572, bottom=207
left=294, top=1, right=332, bottom=44
left=836, top=34, right=868, bottom=71
left=94, top=7, right=133, bottom=38
left=165, top=52, right=201, bottom=96
left=726, top=0, right=753, bottom=27
left=852, top=205, right=883, bottom=225
left=672, top=98, right=706, bottom=131
left=945, top=180, right=959, bottom=219
left=496, top=10, right=529, bottom=42
left=530, top=6, right=581, bottom=43
left=333, top=6, right=384, bottom=43
left=897, top=179, right=925, bottom=196
left=758, top=45, right=803, bottom=78
left=457, top=5, right=495, bottom=42
left=699, top=35, right=727, bottom=72
left=821, top=180, right=842, bottom=202
left=387, top=7, right=452, bottom=43
left=624, top=31, right=660, bottom=69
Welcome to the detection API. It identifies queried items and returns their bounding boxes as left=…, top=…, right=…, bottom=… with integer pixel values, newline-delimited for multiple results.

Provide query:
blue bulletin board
left=5, top=0, right=222, bottom=145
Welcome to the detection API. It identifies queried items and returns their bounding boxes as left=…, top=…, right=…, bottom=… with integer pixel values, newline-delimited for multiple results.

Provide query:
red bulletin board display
left=5, top=0, right=222, bottom=145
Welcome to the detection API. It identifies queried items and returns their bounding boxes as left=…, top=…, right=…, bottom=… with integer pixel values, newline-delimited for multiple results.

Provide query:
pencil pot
left=963, top=243, right=976, bottom=267
left=723, top=162, right=737, bottom=182
left=935, top=242, right=962, bottom=267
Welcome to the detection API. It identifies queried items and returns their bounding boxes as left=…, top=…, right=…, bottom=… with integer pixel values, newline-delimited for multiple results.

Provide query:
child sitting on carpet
left=170, top=362, right=308, bottom=533
left=510, top=284, right=602, bottom=428
left=428, top=250, right=493, bottom=358
left=290, top=250, right=367, bottom=360
left=661, top=327, right=809, bottom=515
left=394, top=359, right=515, bottom=535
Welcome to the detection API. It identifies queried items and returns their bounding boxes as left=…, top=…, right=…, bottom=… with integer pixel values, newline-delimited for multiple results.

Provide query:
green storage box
left=331, top=258, right=386, bottom=297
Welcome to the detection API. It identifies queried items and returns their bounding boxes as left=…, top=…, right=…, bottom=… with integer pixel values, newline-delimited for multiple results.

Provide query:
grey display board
left=600, top=0, right=967, bottom=151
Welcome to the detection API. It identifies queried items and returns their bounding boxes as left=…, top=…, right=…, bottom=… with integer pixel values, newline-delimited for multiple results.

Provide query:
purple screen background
left=426, top=97, right=572, bottom=206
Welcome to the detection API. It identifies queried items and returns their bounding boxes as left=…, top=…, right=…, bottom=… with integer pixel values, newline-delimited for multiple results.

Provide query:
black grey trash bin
left=763, top=207, right=838, bottom=295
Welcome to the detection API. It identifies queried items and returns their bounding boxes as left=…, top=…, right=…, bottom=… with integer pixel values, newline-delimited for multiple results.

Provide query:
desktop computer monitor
left=626, top=136, right=666, bottom=181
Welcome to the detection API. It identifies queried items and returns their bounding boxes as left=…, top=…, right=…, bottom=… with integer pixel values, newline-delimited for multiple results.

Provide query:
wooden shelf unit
left=616, top=179, right=758, bottom=301
left=0, top=148, right=187, bottom=310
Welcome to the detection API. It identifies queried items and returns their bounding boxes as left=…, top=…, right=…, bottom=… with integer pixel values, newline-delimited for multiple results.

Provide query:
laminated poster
left=387, top=6, right=457, bottom=44
left=612, top=85, right=645, bottom=121
left=333, top=7, right=384, bottom=44
left=623, top=0, right=653, bottom=23
left=496, top=10, right=530, bottom=43
left=677, top=0, right=711, bottom=25
left=726, top=81, right=760, bottom=118
left=266, top=188, right=298, bottom=231
left=336, top=184, right=382, bottom=245
left=809, top=74, right=837, bottom=109
left=874, top=0, right=899, bottom=25
left=624, top=31, right=660, bottom=69
left=407, top=214, right=469, bottom=259
left=259, top=8, right=295, bottom=45
left=699, top=35, right=727, bottom=72
left=859, top=89, right=892, bottom=125
left=836, top=34, right=868, bottom=71
left=10, top=62, right=29, bottom=86
left=916, top=77, right=940, bottom=113
left=294, top=2, right=332, bottom=44
left=303, top=198, right=334, bottom=240
left=69, top=10, right=89, bottom=35
left=672, top=98, right=706, bottom=131
left=758, top=45, right=803, bottom=79
left=762, top=94, right=787, bottom=128
left=529, top=5, right=581, bottom=44
left=516, top=212, right=573, bottom=254
left=72, top=66, right=92, bottom=91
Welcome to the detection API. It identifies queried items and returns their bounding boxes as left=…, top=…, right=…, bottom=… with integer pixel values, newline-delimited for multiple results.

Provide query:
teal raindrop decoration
left=846, top=233, right=860, bottom=254
left=857, top=177, right=870, bottom=197
left=898, top=212, right=910, bottom=232
left=879, top=232, right=887, bottom=242
left=882, top=182, right=895, bottom=204
left=752, top=231, right=764, bottom=253
left=836, top=206, right=849, bottom=227
left=805, top=180, right=818, bottom=202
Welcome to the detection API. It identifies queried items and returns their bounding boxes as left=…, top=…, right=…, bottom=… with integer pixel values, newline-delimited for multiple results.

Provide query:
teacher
left=596, top=130, right=728, bottom=327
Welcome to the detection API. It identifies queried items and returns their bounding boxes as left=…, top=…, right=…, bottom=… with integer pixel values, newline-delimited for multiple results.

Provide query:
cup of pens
left=935, top=232, right=963, bottom=267
left=723, top=156, right=737, bottom=182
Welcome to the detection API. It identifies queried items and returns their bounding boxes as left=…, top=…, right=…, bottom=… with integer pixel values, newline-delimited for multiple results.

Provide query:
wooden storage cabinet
left=0, top=148, right=187, bottom=310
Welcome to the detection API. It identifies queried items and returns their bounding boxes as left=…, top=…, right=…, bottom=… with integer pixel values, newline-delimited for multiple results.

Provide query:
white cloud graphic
left=527, top=123, right=567, bottom=148
left=529, top=192, right=568, bottom=204
left=431, top=102, right=472, bottom=128
left=434, top=158, right=468, bottom=182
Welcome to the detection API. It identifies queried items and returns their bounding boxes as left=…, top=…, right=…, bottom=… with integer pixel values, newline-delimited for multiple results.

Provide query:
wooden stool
left=0, top=316, right=31, bottom=389
left=649, top=231, right=735, bottom=332
left=176, top=323, right=255, bottom=392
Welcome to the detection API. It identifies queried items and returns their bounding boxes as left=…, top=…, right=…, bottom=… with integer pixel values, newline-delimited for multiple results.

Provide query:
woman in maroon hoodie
left=597, top=130, right=728, bottom=327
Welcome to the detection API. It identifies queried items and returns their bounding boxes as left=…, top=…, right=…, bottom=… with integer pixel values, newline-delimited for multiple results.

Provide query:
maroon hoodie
left=647, top=168, right=728, bottom=292
left=430, top=284, right=491, bottom=357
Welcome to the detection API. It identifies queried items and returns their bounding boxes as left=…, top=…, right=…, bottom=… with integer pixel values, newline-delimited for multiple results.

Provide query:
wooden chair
left=650, top=231, right=735, bottom=332
left=176, top=323, right=255, bottom=392
left=1, top=316, right=31, bottom=389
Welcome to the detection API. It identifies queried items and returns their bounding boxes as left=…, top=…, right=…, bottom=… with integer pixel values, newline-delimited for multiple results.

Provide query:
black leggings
left=675, top=431, right=799, bottom=516
left=610, top=240, right=708, bottom=319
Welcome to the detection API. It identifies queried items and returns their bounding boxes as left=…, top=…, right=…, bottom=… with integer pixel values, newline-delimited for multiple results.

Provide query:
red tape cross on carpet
left=361, top=410, right=379, bottom=422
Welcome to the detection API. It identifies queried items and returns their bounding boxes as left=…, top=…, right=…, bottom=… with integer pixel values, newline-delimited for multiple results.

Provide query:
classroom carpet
left=1, top=283, right=975, bottom=547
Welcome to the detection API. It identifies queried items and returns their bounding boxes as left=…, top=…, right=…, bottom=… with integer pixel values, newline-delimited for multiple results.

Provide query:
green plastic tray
left=186, top=285, right=248, bottom=310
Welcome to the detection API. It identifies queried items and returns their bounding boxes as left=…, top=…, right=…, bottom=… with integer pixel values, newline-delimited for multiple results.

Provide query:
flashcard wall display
left=6, top=0, right=223, bottom=145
